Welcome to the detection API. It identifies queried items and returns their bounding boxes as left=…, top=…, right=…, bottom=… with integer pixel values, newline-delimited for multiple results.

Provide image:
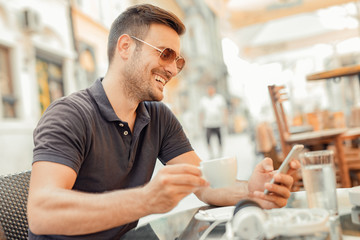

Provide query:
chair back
left=268, top=85, right=290, bottom=154
left=0, top=171, right=31, bottom=240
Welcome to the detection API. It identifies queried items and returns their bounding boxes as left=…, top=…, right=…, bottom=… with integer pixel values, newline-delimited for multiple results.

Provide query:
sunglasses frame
left=130, top=36, right=185, bottom=73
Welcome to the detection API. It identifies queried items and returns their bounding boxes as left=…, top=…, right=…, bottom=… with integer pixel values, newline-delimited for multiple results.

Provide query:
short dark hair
left=107, top=4, right=186, bottom=64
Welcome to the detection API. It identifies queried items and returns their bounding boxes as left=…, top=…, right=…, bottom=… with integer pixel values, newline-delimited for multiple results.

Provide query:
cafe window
left=0, top=46, right=17, bottom=118
left=36, top=55, right=64, bottom=115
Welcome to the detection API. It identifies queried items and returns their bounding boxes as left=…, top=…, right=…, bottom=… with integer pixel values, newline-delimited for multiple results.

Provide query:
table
left=342, top=127, right=360, bottom=140
left=306, top=64, right=360, bottom=81
left=283, top=127, right=351, bottom=187
left=121, top=188, right=360, bottom=240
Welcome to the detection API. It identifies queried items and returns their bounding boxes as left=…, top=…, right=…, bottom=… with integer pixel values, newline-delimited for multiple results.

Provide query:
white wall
left=0, top=0, right=76, bottom=174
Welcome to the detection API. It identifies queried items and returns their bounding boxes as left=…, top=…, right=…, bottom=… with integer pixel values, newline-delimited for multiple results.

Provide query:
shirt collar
left=88, top=78, right=150, bottom=123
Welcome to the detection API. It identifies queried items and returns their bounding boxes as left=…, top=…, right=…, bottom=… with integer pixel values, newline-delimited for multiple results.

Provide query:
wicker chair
left=0, top=171, right=31, bottom=240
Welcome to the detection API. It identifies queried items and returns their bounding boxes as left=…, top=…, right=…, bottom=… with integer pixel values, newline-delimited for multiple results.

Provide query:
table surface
left=306, top=64, right=360, bottom=81
left=121, top=188, right=360, bottom=240
left=286, top=127, right=347, bottom=143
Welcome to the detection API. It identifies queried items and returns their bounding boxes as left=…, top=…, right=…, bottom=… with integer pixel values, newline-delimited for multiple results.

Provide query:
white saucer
left=194, top=206, right=235, bottom=222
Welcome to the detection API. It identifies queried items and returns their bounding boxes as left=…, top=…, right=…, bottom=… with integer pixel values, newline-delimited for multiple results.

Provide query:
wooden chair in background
left=340, top=128, right=360, bottom=186
left=349, top=106, right=360, bottom=128
left=268, top=85, right=350, bottom=188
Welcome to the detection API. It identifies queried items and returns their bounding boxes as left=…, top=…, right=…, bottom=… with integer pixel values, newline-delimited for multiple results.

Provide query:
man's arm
left=27, top=160, right=208, bottom=235
left=167, top=151, right=299, bottom=209
left=28, top=161, right=151, bottom=235
left=167, top=151, right=249, bottom=206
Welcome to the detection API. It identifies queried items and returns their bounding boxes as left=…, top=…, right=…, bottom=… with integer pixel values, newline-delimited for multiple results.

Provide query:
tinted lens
left=160, top=48, right=185, bottom=72
left=176, top=58, right=185, bottom=72
left=160, top=48, right=177, bottom=62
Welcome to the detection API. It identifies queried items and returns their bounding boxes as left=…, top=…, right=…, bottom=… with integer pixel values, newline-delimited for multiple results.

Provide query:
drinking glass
left=300, top=150, right=338, bottom=216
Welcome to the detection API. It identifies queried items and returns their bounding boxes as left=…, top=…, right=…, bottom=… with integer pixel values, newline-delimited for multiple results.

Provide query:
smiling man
left=27, top=4, right=299, bottom=239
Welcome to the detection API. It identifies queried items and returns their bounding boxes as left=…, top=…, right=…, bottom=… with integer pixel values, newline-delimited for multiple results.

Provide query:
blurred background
left=1, top=0, right=360, bottom=176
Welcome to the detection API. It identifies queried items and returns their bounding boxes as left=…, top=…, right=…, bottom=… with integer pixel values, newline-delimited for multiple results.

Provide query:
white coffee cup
left=200, top=156, right=237, bottom=188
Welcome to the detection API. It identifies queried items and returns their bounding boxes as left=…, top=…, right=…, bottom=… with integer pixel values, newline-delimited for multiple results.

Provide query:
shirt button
left=124, top=131, right=129, bottom=136
left=119, top=123, right=124, bottom=127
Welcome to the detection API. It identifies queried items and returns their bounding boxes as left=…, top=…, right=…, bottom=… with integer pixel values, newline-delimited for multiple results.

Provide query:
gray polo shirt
left=30, top=78, right=193, bottom=239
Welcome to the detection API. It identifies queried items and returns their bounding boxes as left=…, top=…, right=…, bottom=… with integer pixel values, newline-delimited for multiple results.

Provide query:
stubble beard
left=123, top=52, right=163, bottom=102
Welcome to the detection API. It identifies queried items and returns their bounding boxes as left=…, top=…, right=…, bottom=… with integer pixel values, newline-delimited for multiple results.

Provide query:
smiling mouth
left=155, top=75, right=166, bottom=86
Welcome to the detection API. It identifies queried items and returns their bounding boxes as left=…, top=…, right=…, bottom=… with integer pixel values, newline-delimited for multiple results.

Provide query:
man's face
left=123, top=24, right=181, bottom=102
left=208, top=86, right=215, bottom=96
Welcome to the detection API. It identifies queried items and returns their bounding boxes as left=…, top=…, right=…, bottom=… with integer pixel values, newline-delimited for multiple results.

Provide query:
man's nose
left=164, top=60, right=178, bottom=77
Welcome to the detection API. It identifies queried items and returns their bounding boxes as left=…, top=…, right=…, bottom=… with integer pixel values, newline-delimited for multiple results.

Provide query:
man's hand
left=248, top=157, right=301, bottom=209
left=142, top=164, right=209, bottom=214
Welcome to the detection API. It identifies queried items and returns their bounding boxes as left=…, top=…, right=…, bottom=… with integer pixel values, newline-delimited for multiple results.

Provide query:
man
left=27, top=4, right=299, bottom=239
left=200, top=85, right=227, bottom=158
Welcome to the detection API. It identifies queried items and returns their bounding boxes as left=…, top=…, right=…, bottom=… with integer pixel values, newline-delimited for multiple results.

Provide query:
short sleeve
left=156, top=104, right=193, bottom=163
left=33, top=99, right=88, bottom=173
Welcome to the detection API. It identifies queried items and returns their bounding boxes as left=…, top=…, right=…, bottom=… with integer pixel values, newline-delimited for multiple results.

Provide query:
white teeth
left=155, top=75, right=166, bottom=85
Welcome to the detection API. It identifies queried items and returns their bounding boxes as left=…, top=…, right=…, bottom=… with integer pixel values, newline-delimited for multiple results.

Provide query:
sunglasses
left=130, top=36, right=185, bottom=73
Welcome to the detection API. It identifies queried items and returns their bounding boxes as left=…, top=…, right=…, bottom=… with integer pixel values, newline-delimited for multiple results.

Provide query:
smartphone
left=264, top=144, right=304, bottom=195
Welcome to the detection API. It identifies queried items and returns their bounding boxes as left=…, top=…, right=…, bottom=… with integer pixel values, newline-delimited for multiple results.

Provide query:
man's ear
left=116, top=34, right=134, bottom=60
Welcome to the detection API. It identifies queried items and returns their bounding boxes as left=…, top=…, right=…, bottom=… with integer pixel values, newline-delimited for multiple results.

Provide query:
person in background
left=27, top=4, right=300, bottom=239
left=200, top=85, right=227, bottom=158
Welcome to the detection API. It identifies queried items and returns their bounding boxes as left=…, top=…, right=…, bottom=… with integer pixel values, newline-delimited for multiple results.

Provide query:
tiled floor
left=139, top=132, right=260, bottom=225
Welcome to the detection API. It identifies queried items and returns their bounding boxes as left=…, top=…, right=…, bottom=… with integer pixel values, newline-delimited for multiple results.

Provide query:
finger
left=289, top=159, right=301, bottom=171
left=158, top=173, right=209, bottom=188
left=257, top=158, right=274, bottom=172
left=162, top=164, right=202, bottom=176
left=264, top=182, right=291, bottom=199
left=273, top=172, right=293, bottom=187
left=252, top=191, right=288, bottom=208
left=172, top=174, right=209, bottom=188
left=163, top=184, right=201, bottom=195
